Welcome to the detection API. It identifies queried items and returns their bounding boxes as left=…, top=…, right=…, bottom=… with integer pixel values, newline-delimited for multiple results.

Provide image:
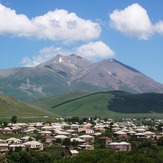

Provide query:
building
left=23, top=141, right=43, bottom=150
left=109, top=142, right=131, bottom=152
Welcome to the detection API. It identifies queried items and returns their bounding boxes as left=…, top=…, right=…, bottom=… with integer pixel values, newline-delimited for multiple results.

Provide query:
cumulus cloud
left=0, top=4, right=35, bottom=36
left=154, top=21, right=163, bottom=34
left=21, top=41, right=115, bottom=67
left=32, top=10, right=101, bottom=42
left=109, top=3, right=153, bottom=40
left=0, top=4, right=101, bottom=41
left=76, top=41, right=115, bottom=60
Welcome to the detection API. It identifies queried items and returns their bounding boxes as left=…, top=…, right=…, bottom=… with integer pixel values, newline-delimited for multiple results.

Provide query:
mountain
left=74, top=59, right=163, bottom=93
left=0, top=67, right=70, bottom=100
left=32, top=91, right=163, bottom=118
left=0, top=54, right=163, bottom=100
left=37, top=54, right=92, bottom=81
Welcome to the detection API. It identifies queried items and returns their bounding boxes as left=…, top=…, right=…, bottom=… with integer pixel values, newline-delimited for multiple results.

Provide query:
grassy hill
left=0, top=94, right=57, bottom=122
left=31, top=90, right=92, bottom=109
left=108, top=91, right=163, bottom=113
left=32, top=90, right=163, bottom=119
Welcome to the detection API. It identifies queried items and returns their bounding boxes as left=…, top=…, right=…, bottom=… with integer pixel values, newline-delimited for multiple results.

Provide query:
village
left=0, top=116, right=163, bottom=160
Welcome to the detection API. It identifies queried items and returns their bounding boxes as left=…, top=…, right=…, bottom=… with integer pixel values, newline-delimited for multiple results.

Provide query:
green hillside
left=108, top=91, right=163, bottom=113
left=31, top=90, right=92, bottom=109
left=33, top=91, right=163, bottom=119
left=0, top=94, right=57, bottom=122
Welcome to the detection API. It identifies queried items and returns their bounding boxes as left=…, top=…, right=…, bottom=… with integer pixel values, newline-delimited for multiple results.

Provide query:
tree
left=63, top=138, right=71, bottom=146
left=157, top=123, right=163, bottom=131
left=157, top=137, right=163, bottom=146
left=71, top=116, right=80, bottom=123
left=3, top=121, right=8, bottom=127
left=10, top=115, right=17, bottom=124
left=10, top=152, right=20, bottom=162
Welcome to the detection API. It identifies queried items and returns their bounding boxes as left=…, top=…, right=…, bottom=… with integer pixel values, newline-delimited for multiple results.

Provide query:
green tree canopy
left=10, top=115, right=17, bottom=124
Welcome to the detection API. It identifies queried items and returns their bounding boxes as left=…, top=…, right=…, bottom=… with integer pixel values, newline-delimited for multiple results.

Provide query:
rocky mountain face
left=0, top=54, right=163, bottom=101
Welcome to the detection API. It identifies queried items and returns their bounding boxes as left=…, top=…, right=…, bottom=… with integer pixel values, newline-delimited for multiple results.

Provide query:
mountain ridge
left=0, top=54, right=163, bottom=101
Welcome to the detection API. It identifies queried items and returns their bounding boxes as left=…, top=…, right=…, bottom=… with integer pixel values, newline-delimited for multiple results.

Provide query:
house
left=66, top=129, right=75, bottom=133
left=0, top=143, right=8, bottom=152
left=79, top=144, right=94, bottom=150
left=38, top=130, right=52, bottom=136
left=22, top=127, right=38, bottom=134
left=70, top=138, right=85, bottom=143
left=83, top=123, right=93, bottom=129
left=51, top=123, right=63, bottom=131
left=71, top=124, right=80, bottom=129
left=109, top=142, right=131, bottom=152
left=9, top=144, right=25, bottom=151
left=93, top=132, right=102, bottom=136
left=23, top=141, right=43, bottom=150
left=6, top=138, right=22, bottom=144
left=41, top=125, right=54, bottom=131
left=135, top=128, right=146, bottom=133
left=56, top=131, right=70, bottom=136
left=93, top=125, right=106, bottom=133
left=127, top=130, right=137, bottom=136
left=1, top=127, right=12, bottom=134
left=34, top=122, right=43, bottom=129
left=12, top=123, right=28, bottom=132
left=43, top=135, right=54, bottom=143
left=114, top=131, right=128, bottom=141
left=20, top=136, right=35, bottom=143
left=54, top=135, right=69, bottom=140
left=78, top=128, right=94, bottom=134
left=79, top=135, right=94, bottom=143
left=144, top=131, right=156, bottom=139
left=134, top=133, right=146, bottom=139
left=99, top=136, right=112, bottom=146
left=69, top=150, right=79, bottom=157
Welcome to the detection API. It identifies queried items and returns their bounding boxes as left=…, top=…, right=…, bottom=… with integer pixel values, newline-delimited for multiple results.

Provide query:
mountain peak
left=37, top=54, right=91, bottom=67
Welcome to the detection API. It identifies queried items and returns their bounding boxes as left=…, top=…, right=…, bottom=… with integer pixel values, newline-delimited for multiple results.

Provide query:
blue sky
left=0, top=0, right=163, bottom=83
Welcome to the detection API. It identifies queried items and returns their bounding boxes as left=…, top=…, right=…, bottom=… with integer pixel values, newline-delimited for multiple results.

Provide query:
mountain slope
left=74, top=59, right=163, bottom=93
left=0, top=54, right=163, bottom=100
left=108, top=91, right=163, bottom=113
left=31, top=90, right=91, bottom=109
left=0, top=94, right=56, bottom=121
left=0, top=66, right=70, bottom=101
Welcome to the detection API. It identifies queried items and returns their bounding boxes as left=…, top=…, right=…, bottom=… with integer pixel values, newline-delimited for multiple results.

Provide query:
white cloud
left=32, top=10, right=101, bottom=42
left=76, top=41, right=115, bottom=60
left=109, top=3, right=153, bottom=40
left=154, top=21, right=163, bottom=34
left=0, top=4, right=35, bottom=36
left=21, top=41, right=115, bottom=67
left=0, top=4, right=101, bottom=41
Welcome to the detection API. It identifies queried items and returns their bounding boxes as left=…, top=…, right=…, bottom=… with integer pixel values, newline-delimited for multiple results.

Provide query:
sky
left=0, top=0, right=163, bottom=83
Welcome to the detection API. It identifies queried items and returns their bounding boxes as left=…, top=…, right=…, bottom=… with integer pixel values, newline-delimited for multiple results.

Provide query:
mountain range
left=0, top=54, right=163, bottom=101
